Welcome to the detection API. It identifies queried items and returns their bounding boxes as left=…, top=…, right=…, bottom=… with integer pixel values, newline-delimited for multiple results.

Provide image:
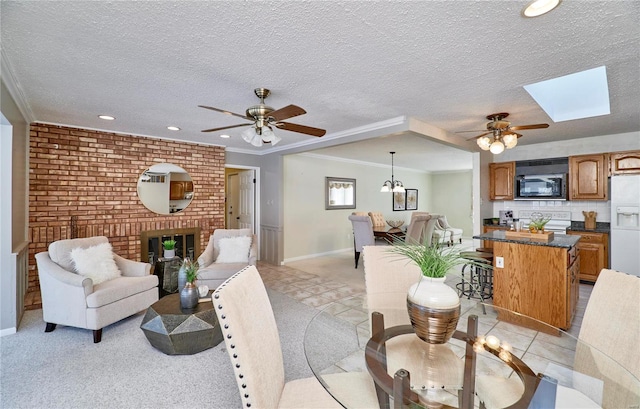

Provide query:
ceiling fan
left=199, top=88, right=326, bottom=147
left=458, top=112, right=549, bottom=154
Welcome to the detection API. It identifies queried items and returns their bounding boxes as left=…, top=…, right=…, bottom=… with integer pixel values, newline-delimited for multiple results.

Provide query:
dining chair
left=476, top=268, right=640, bottom=409
left=212, top=265, right=380, bottom=409
left=368, top=211, right=386, bottom=228
left=405, top=214, right=429, bottom=244
left=423, top=214, right=443, bottom=246
left=348, top=214, right=375, bottom=268
left=362, top=245, right=465, bottom=407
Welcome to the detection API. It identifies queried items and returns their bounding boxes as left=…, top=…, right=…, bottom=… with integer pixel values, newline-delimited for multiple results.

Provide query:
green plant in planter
left=387, top=238, right=473, bottom=278
left=163, top=239, right=176, bottom=250
left=182, top=258, right=200, bottom=284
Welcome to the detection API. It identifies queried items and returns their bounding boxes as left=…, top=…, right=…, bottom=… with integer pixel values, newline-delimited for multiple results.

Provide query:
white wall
left=430, top=171, right=473, bottom=237
left=283, top=153, right=432, bottom=261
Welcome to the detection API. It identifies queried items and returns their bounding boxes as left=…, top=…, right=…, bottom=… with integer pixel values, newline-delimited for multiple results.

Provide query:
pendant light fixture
left=380, top=152, right=405, bottom=193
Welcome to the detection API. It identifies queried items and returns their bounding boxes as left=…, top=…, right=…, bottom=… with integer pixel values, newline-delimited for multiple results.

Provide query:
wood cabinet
left=569, top=154, right=608, bottom=200
left=610, top=150, right=640, bottom=175
left=566, top=231, right=609, bottom=282
left=169, top=181, right=194, bottom=200
left=489, top=162, right=515, bottom=200
left=492, top=241, right=578, bottom=330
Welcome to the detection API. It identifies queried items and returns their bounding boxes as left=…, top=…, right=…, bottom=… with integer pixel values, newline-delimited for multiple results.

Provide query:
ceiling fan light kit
left=199, top=87, right=326, bottom=147
left=380, top=152, right=405, bottom=193
left=462, top=112, right=549, bottom=155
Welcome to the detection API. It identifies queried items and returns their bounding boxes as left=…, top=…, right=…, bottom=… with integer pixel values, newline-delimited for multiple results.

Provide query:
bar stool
left=456, top=251, right=494, bottom=304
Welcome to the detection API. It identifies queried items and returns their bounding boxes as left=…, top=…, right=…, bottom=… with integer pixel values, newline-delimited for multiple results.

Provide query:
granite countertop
left=473, top=230, right=580, bottom=249
left=567, top=221, right=611, bottom=233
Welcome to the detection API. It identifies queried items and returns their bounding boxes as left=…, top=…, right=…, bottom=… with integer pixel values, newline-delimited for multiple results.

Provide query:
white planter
left=163, top=249, right=175, bottom=259
left=407, top=275, right=461, bottom=344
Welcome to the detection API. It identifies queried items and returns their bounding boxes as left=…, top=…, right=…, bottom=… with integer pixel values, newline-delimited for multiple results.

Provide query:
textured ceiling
left=1, top=1, right=639, bottom=172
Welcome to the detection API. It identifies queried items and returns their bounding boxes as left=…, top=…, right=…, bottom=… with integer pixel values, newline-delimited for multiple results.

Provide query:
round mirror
left=137, top=163, right=194, bottom=215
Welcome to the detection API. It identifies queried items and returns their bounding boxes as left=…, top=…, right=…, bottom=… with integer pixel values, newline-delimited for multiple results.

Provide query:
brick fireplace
left=27, top=123, right=226, bottom=309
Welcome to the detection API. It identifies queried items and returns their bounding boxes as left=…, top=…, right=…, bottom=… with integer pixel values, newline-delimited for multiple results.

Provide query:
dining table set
left=304, top=300, right=639, bottom=409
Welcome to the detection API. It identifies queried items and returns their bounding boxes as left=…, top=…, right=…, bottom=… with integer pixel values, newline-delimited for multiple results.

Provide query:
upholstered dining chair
left=35, top=236, right=159, bottom=343
left=368, top=211, right=386, bottom=228
left=212, top=265, right=379, bottom=409
left=476, top=268, right=640, bottom=409
left=423, top=214, right=444, bottom=246
left=405, top=214, right=429, bottom=244
left=362, top=245, right=465, bottom=407
left=348, top=214, right=375, bottom=268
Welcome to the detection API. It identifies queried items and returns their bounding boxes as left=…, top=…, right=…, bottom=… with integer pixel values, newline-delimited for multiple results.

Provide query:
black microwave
left=515, top=174, right=567, bottom=200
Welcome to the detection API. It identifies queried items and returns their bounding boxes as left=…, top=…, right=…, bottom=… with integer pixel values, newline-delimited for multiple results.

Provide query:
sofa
left=197, top=228, right=257, bottom=289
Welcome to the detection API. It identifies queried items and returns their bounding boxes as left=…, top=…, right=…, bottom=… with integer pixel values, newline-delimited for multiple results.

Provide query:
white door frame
left=225, top=164, right=260, bottom=257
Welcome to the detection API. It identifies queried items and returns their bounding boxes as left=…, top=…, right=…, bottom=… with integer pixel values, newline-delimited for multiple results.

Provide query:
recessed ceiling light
left=167, top=126, right=181, bottom=131
left=98, top=115, right=115, bottom=120
left=522, top=0, right=561, bottom=17
left=220, top=134, right=231, bottom=139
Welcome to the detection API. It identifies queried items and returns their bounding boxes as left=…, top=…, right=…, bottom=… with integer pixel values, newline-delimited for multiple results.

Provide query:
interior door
left=226, top=173, right=239, bottom=229
left=237, top=169, right=255, bottom=232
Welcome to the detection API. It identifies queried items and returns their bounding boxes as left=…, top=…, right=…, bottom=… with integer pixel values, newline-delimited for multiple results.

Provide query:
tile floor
left=258, top=240, right=597, bottom=406
left=258, top=239, right=593, bottom=339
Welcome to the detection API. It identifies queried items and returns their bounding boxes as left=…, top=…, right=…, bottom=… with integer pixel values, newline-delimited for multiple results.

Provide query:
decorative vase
left=177, top=259, right=189, bottom=293
left=406, top=275, right=461, bottom=344
left=180, top=282, right=199, bottom=309
left=164, top=249, right=175, bottom=259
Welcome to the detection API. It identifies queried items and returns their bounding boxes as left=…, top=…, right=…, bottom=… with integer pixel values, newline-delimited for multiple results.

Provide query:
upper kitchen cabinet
left=569, top=154, right=608, bottom=200
left=489, top=162, right=515, bottom=200
left=610, top=150, right=640, bottom=175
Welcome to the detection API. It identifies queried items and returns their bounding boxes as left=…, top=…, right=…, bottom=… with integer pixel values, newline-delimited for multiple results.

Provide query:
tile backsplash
left=493, top=200, right=611, bottom=222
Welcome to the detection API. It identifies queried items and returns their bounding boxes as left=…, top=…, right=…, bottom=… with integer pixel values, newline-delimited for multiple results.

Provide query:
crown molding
left=1, top=49, right=35, bottom=123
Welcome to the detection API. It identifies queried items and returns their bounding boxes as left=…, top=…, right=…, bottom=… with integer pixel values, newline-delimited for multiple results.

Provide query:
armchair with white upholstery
left=35, top=236, right=158, bottom=343
left=197, top=228, right=257, bottom=289
left=437, top=216, right=463, bottom=245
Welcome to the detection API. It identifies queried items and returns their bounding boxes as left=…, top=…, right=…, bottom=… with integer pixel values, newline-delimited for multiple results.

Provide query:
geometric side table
left=140, top=293, right=223, bottom=355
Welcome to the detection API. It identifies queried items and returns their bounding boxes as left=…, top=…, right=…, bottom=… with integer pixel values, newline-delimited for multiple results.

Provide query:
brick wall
left=27, top=123, right=225, bottom=309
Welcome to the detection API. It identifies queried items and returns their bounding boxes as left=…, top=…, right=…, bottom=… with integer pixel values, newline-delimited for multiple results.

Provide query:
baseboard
left=282, top=248, right=351, bottom=264
left=0, top=327, right=17, bottom=337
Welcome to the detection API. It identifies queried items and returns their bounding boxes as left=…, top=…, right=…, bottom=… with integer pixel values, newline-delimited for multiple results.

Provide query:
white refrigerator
left=610, top=175, right=640, bottom=276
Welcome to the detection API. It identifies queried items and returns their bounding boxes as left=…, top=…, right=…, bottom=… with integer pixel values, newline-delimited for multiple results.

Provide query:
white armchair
left=35, top=236, right=158, bottom=343
left=197, top=228, right=257, bottom=289
left=437, top=216, right=463, bottom=245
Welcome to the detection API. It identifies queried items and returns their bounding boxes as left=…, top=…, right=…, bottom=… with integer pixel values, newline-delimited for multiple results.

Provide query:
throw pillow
left=215, top=236, right=251, bottom=264
left=70, top=242, right=121, bottom=285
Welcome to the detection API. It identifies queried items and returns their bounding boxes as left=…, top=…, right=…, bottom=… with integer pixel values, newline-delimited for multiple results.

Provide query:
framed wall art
left=325, top=177, right=356, bottom=210
left=405, top=189, right=418, bottom=210
left=393, top=191, right=405, bottom=211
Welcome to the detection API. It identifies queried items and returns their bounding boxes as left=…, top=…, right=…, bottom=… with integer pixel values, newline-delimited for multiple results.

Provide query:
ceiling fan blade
left=465, top=131, right=492, bottom=141
left=198, top=105, right=250, bottom=120
left=201, top=123, right=252, bottom=133
left=509, top=123, right=549, bottom=131
left=267, top=104, right=306, bottom=121
left=275, top=122, right=326, bottom=137
left=456, top=130, right=487, bottom=133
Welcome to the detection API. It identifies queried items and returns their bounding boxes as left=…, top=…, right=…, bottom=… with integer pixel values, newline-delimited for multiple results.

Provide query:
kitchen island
left=473, top=231, right=581, bottom=330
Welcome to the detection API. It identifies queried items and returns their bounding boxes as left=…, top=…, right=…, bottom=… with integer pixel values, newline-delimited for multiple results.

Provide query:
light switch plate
left=496, top=256, right=504, bottom=268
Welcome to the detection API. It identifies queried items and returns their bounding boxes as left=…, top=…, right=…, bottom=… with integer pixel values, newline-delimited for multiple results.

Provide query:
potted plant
left=387, top=239, right=486, bottom=344
left=163, top=239, right=176, bottom=259
left=179, top=258, right=200, bottom=309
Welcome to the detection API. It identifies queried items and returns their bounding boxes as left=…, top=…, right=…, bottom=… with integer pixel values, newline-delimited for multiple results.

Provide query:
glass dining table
left=303, top=299, right=640, bottom=409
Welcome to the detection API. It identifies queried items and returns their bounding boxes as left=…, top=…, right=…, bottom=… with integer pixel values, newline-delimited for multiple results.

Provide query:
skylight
left=523, top=66, right=610, bottom=122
